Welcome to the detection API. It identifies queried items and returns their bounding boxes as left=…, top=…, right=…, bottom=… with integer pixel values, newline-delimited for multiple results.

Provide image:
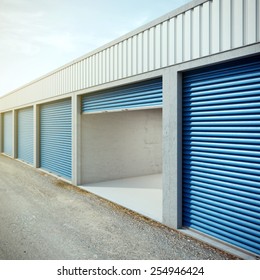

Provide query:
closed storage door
left=40, top=99, right=72, bottom=179
left=183, top=56, right=260, bottom=256
left=3, top=111, right=13, bottom=156
left=82, top=78, right=162, bottom=113
left=18, top=107, right=33, bottom=164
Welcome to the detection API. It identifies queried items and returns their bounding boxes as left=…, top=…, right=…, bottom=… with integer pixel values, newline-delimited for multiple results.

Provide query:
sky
left=0, top=0, right=191, bottom=97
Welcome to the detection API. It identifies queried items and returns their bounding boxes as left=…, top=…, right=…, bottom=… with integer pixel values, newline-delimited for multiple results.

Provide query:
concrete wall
left=81, top=109, right=162, bottom=184
left=0, top=114, right=2, bottom=153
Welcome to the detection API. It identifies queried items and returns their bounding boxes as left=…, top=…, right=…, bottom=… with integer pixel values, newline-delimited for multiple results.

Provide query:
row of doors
left=2, top=108, right=34, bottom=164
left=2, top=101, right=72, bottom=179
left=1, top=78, right=162, bottom=179
left=1, top=56, right=259, bottom=256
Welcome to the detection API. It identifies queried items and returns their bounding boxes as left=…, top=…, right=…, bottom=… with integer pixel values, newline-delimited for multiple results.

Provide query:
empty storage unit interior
left=0, top=0, right=259, bottom=258
left=81, top=78, right=163, bottom=222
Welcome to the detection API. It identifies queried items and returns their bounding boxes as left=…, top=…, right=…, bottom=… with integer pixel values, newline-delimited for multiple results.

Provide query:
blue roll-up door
left=40, top=99, right=72, bottom=179
left=3, top=111, right=13, bottom=156
left=18, top=107, right=33, bottom=164
left=82, top=78, right=162, bottom=113
left=183, top=55, right=260, bottom=256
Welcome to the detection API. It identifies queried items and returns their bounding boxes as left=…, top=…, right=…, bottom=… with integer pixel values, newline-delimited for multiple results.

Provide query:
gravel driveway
left=0, top=155, right=238, bottom=260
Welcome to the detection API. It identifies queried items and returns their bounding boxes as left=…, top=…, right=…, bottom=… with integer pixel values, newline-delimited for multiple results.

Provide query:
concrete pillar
left=33, top=104, right=40, bottom=168
left=13, top=110, right=18, bottom=158
left=0, top=113, right=2, bottom=153
left=72, top=94, right=81, bottom=186
left=162, top=67, right=182, bottom=229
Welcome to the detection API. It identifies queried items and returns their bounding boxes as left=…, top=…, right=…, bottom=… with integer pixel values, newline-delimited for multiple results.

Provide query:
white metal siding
left=3, top=111, right=13, bottom=156
left=17, top=107, right=34, bottom=164
left=0, top=0, right=259, bottom=111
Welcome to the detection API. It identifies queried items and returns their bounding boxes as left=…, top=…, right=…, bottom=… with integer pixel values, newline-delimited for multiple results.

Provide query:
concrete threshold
left=80, top=173, right=162, bottom=222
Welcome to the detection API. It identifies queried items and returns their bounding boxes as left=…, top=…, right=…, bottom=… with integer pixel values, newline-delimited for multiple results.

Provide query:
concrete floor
left=80, top=174, right=162, bottom=222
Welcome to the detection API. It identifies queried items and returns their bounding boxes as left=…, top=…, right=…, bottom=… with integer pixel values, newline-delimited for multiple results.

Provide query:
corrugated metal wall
left=3, top=111, right=13, bottom=156
left=0, top=0, right=259, bottom=111
left=82, top=78, right=162, bottom=113
left=40, top=99, right=72, bottom=179
left=182, top=55, right=260, bottom=256
left=17, top=107, right=34, bottom=164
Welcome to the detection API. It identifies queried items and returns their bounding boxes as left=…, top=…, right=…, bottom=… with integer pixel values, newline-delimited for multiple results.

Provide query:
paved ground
left=0, top=155, right=238, bottom=260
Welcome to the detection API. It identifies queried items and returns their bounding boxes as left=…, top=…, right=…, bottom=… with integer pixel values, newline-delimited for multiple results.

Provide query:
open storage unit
left=81, top=78, right=163, bottom=221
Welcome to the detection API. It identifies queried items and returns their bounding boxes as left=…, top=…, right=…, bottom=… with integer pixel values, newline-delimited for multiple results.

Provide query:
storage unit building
left=0, top=0, right=259, bottom=259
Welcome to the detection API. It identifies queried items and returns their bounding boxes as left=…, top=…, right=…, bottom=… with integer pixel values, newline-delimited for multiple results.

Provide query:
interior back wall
left=81, top=109, right=162, bottom=184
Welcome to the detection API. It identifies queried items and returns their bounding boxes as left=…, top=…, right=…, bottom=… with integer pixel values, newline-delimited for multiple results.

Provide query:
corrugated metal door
left=40, top=99, right=72, bottom=179
left=18, top=107, right=33, bottom=164
left=82, top=78, right=162, bottom=113
left=183, top=56, right=260, bottom=256
left=3, top=111, right=13, bottom=156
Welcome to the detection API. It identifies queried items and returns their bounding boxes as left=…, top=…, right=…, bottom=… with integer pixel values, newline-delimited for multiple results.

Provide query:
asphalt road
left=0, top=155, right=238, bottom=260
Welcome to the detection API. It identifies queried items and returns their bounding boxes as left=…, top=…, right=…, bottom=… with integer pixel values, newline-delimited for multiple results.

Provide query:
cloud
left=0, top=0, right=192, bottom=96
left=0, top=1, right=79, bottom=56
left=0, top=9, right=46, bottom=56
left=34, top=32, right=76, bottom=53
